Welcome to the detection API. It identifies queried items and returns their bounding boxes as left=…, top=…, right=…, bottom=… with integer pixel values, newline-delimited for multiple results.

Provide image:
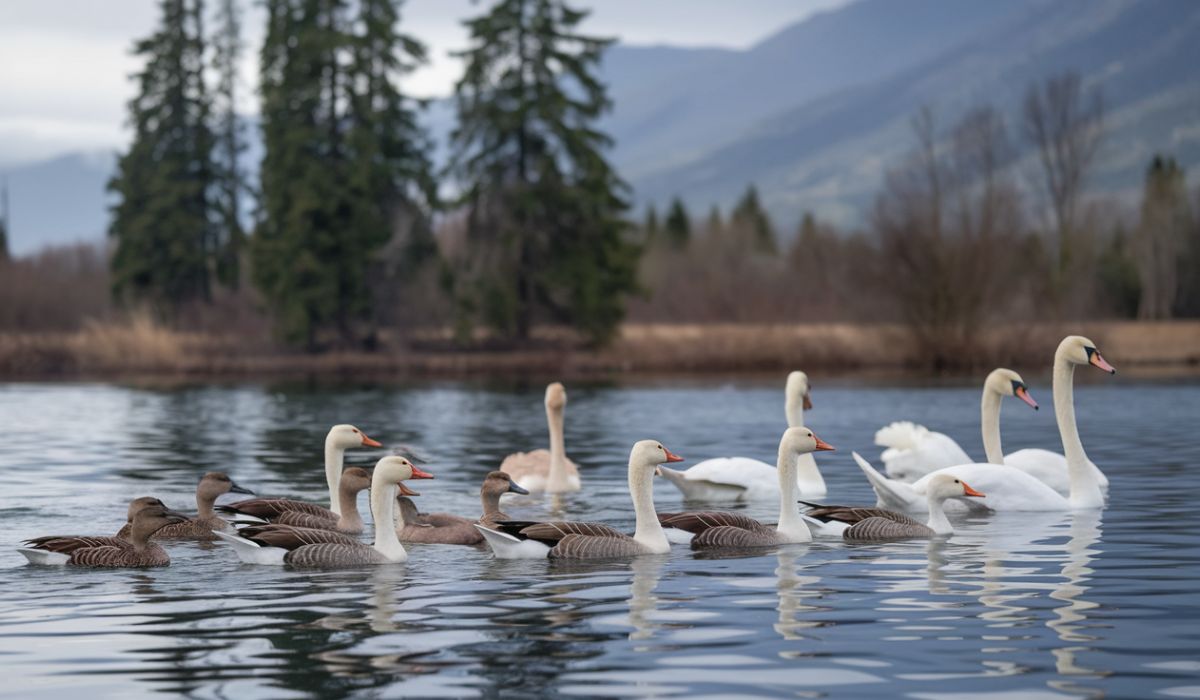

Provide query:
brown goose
left=395, top=470, right=531, bottom=545
left=219, top=467, right=372, bottom=534
left=25, top=497, right=171, bottom=554
left=475, top=440, right=682, bottom=559
left=116, top=472, right=253, bottom=540
left=19, top=504, right=190, bottom=567
left=500, top=383, right=581, bottom=493
left=802, top=473, right=985, bottom=541
left=213, top=456, right=433, bottom=566
left=478, top=471, right=530, bottom=529
left=658, top=427, right=834, bottom=550
left=213, top=424, right=380, bottom=525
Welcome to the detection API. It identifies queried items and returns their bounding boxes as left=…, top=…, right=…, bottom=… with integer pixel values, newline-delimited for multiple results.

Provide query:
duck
left=500, top=382, right=580, bottom=493
left=222, top=467, right=373, bottom=533
left=212, top=456, right=434, bottom=566
left=115, top=472, right=253, bottom=540
left=19, top=502, right=191, bottom=567
left=856, top=336, right=1116, bottom=512
left=478, top=471, right=531, bottom=529
left=214, top=424, right=380, bottom=530
left=801, top=473, right=985, bottom=540
left=658, top=371, right=826, bottom=501
left=475, top=440, right=683, bottom=559
left=395, top=470, right=531, bottom=545
left=658, top=427, right=835, bottom=549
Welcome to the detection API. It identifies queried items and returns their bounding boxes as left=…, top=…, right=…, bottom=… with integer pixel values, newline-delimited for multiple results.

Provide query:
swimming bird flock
left=16, top=335, right=1116, bottom=568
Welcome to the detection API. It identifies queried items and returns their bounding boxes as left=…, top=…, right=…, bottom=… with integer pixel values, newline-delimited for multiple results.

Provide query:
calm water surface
left=1, top=375, right=1198, bottom=698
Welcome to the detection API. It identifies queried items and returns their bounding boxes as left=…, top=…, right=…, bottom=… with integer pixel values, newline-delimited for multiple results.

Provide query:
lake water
left=1, top=374, right=1198, bottom=699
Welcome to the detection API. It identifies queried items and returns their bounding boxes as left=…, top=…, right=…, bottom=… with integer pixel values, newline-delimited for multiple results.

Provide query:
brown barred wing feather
left=844, top=517, right=934, bottom=541
left=283, top=543, right=388, bottom=567
left=659, top=511, right=766, bottom=535
left=691, top=525, right=782, bottom=550
left=548, top=534, right=646, bottom=559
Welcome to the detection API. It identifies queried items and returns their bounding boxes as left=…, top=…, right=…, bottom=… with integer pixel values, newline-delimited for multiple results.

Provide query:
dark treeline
left=2, top=1, right=1199, bottom=362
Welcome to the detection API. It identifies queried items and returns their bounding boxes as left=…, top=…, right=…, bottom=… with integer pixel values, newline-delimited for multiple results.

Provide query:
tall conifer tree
left=109, top=0, right=215, bottom=310
left=448, top=0, right=638, bottom=343
left=253, top=0, right=430, bottom=347
left=211, top=0, right=246, bottom=289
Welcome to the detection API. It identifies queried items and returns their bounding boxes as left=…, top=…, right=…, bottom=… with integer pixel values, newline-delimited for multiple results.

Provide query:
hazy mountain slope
left=628, top=0, right=1200, bottom=230
left=602, top=0, right=1035, bottom=181
left=2, top=152, right=114, bottom=255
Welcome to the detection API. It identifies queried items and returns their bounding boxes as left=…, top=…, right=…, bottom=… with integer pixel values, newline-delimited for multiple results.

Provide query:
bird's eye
left=954, top=479, right=960, bottom=484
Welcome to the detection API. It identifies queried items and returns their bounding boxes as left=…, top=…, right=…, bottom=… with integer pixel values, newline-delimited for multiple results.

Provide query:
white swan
left=659, top=371, right=826, bottom=500
left=879, top=368, right=1107, bottom=494
left=500, top=382, right=581, bottom=493
left=856, top=336, right=1115, bottom=512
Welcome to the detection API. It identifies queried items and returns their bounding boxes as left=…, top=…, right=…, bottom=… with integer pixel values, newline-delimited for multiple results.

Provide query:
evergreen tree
left=253, top=0, right=431, bottom=347
left=731, top=184, right=775, bottom=253
left=1135, top=156, right=1192, bottom=319
left=642, top=205, right=659, bottom=244
left=108, top=0, right=215, bottom=310
left=663, top=197, right=690, bottom=249
left=211, top=0, right=246, bottom=289
left=0, top=178, right=9, bottom=262
left=705, top=204, right=722, bottom=235
left=448, top=0, right=639, bottom=343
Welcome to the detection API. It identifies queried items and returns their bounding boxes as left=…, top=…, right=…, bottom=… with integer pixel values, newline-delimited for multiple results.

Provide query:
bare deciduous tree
left=1024, top=72, right=1104, bottom=282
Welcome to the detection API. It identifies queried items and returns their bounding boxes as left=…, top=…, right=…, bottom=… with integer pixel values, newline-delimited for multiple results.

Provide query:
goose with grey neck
left=802, top=473, right=986, bottom=540
left=500, top=382, right=580, bottom=493
left=475, top=440, right=682, bottom=559
left=215, top=425, right=380, bottom=529
left=19, top=502, right=191, bottom=567
left=117, top=472, right=253, bottom=540
left=856, top=336, right=1115, bottom=512
left=212, top=456, right=434, bottom=566
left=659, top=371, right=827, bottom=501
left=660, top=427, right=835, bottom=549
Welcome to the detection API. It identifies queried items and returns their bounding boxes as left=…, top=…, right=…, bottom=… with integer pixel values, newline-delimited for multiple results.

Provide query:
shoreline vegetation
left=2, top=320, right=1196, bottom=381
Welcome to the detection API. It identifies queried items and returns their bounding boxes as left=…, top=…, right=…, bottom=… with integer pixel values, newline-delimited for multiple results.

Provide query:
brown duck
left=19, top=502, right=191, bottom=567
left=115, top=472, right=253, bottom=540
left=217, top=467, right=372, bottom=534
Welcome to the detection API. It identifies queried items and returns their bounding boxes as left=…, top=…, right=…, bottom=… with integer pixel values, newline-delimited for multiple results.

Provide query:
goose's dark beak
left=507, top=481, right=530, bottom=495
left=229, top=482, right=254, bottom=495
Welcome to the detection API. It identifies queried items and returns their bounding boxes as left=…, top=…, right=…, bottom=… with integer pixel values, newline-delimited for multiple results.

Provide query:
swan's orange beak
left=813, top=434, right=835, bottom=451
left=663, top=447, right=685, bottom=463
left=1015, top=384, right=1039, bottom=410
left=962, top=482, right=985, bottom=498
left=361, top=433, right=382, bottom=447
left=409, top=465, right=434, bottom=479
left=398, top=482, right=420, bottom=497
left=803, top=392, right=813, bottom=411
left=1089, top=350, right=1116, bottom=374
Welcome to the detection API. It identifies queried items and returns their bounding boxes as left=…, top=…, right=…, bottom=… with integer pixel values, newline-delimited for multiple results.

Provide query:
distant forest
left=1, top=0, right=1198, bottom=364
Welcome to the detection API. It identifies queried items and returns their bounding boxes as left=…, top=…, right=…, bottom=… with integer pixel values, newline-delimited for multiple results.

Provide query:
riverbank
left=1, top=320, right=1197, bottom=380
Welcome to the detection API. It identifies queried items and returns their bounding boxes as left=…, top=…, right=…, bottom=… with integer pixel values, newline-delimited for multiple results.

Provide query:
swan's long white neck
left=925, top=491, right=954, bottom=535
left=630, top=462, right=669, bottom=553
left=785, top=392, right=825, bottom=493
left=324, top=436, right=346, bottom=516
left=785, top=397, right=804, bottom=430
left=546, top=404, right=570, bottom=491
left=1055, top=352, right=1103, bottom=509
left=371, top=480, right=407, bottom=562
left=980, top=384, right=1005, bottom=465
left=776, top=447, right=812, bottom=543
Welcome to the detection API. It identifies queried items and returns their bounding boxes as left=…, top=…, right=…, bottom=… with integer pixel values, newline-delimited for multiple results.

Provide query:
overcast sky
left=0, top=0, right=848, bottom=167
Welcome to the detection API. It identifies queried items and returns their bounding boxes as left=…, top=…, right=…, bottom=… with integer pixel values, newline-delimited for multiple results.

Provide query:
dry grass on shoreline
left=0, top=319, right=1197, bottom=380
